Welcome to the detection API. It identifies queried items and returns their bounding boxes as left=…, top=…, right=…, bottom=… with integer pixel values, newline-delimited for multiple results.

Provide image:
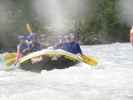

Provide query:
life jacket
left=29, top=42, right=42, bottom=52
left=62, top=42, right=82, bottom=54
left=16, top=43, right=29, bottom=62
left=17, top=43, right=29, bottom=55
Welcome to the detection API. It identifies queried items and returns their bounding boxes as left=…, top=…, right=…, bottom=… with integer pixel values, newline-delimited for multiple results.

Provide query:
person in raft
left=26, top=32, right=42, bottom=52
left=26, top=33, right=43, bottom=64
left=62, top=34, right=83, bottom=55
left=130, top=26, right=133, bottom=46
left=16, top=35, right=29, bottom=63
left=54, top=36, right=64, bottom=49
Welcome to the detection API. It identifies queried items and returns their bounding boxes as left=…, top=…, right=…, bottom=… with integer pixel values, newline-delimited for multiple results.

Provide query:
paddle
left=3, top=52, right=16, bottom=66
left=80, top=54, right=98, bottom=66
left=26, top=23, right=32, bottom=33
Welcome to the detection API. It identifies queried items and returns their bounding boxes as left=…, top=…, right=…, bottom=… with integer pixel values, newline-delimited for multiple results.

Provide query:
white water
left=0, top=43, right=133, bottom=100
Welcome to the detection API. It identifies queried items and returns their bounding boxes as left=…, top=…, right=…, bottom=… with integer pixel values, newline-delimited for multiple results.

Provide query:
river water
left=0, top=43, right=133, bottom=100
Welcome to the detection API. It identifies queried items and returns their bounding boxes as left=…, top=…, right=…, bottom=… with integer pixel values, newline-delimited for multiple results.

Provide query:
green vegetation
left=79, top=0, right=129, bottom=44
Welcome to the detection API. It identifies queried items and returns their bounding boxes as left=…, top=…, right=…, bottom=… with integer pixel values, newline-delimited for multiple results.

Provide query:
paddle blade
left=3, top=53, right=16, bottom=66
left=80, top=55, right=98, bottom=66
left=26, top=23, right=32, bottom=33
left=5, top=57, right=16, bottom=66
left=4, top=52, right=16, bottom=60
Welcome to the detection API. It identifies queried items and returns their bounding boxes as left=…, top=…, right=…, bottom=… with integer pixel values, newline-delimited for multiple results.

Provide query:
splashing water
left=32, top=0, right=92, bottom=33
left=0, top=43, right=133, bottom=100
left=32, top=0, right=65, bottom=33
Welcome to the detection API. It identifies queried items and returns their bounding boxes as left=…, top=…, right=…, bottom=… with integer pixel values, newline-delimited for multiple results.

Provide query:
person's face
left=66, top=37, right=71, bottom=43
left=70, top=36, right=75, bottom=42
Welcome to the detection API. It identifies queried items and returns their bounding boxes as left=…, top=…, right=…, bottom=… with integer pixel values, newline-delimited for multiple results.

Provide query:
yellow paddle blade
left=3, top=52, right=16, bottom=66
left=80, top=55, right=98, bottom=66
left=3, top=52, right=16, bottom=60
left=26, top=23, right=32, bottom=33
left=5, top=57, right=16, bottom=66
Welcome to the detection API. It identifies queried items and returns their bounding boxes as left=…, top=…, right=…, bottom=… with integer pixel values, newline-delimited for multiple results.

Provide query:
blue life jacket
left=30, top=42, right=42, bottom=52
left=18, top=43, right=29, bottom=55
left=62, top=42, right=82, bottom=54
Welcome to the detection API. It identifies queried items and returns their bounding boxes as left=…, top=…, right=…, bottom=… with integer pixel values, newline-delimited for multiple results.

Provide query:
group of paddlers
left=16, top=31, right=83, bottom=64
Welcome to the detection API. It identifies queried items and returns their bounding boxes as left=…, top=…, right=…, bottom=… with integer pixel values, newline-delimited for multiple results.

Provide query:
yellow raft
left=3, top=49, right=98, bottom=72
